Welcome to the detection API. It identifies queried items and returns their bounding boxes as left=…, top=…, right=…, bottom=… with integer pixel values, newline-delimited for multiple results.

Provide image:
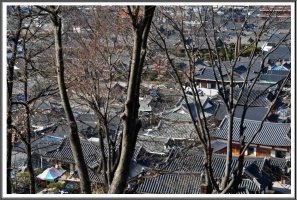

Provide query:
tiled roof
left=88, top=169, right=102, bottom=183
left=259, top=73, right=288, bottom=83
left=44, top=138, right=104, bottom=167
left=240, top=179, right=260, bottom=192
left=213, top=117, right=291, bottom=146
left=176, top=95, right=210, bottom=108
left=210, top=97, right=227, bottom=121
left=15, top=132, right=62, bottom=156
left=137, top=149, right=285, bottom=194
left=209, top=140, right=227, bottom=153
left=194, top=66, right=244, bottom=83
left=222, top=57, right=263, bottom=81
left=266, top=45, right=291, bottom=61
left=243, top=163, right=272, bottom=189
left=160, top=111, right=193, bottom=122
left=266, top=34, right=290, bottom=44
left=11, top=151, right=43, bottom=170
left=160, top=95, right=216, bottom=122
left=157, top=150, right=287, bottom=179
left=259, top=157, right=287, bottom=181
left=242, top=157, right=266, bottom=172
left=233, top=87, right=272, bottom=107
left=157, top=151, right=236, bottom=178
left=76, top=113, right=96, bottom=122
left=160, top=104, right=193, bottom=122
left=234, top=106, right=269, bottom=121
left=51, top=122, right=97, bottom=138
left=180, top=96, right=215, bottom=118
left=136, top=136, right=168, bottom=154
left=44, top=137, right=123, bottom=183
left=135, top=147, right=288, bottom=194
left=137, top=172, right=201, bottom=194
left=140, top=121, right=197, bottom=139
left=252, top=83, right=278, bottom=91
left=269, top=157, right=288, bottom=170
left=71, top=168, right=102, bottom=183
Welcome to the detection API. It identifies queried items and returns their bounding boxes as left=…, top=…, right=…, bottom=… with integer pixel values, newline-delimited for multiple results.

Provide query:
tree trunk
left=221, top=112, right=234, bottom=189
left=25, top=133, right=35, bottom=194
left=97, top=121, right=108, bottom=193
left=231, top=154, right=244, bottom=193
left=108, top=6, right=155, bottom=194
left=52, top=13, right=91, bottom=194
left=108, top=27, right=143, bottom=194
left=7, top=6, right=22, bottom=193
left=24, top=56, right=36, bottom=194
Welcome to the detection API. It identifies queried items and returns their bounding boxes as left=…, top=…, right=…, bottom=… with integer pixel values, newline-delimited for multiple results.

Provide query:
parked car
left=60, top=181, right=80, bottom=194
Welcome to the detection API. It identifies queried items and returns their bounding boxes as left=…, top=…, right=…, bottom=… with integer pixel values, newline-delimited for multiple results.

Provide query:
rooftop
left=137, top=172, right=201, bottom=194
left=213, top=117, right=291, bottom=147
left=140, top=121, right=196, bottom=140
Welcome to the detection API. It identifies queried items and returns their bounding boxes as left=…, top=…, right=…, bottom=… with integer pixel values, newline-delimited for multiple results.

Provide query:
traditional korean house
left=213, top=117, right=291, bottom=158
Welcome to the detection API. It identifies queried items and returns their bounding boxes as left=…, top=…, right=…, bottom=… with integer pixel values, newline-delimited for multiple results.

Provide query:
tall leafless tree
left=6, top=6, right=23, bottom=193
left=36, top=5, right=92, bottom=193
left=62, top=6, right=130, bottom=192
left=7, top=6, right=58, bottom=193
left=108, top=5, right=156, bottom=194
left=151, top=5, right=291, bottom=193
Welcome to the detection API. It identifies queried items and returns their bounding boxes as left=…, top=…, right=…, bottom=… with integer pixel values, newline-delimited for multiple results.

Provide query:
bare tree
left=57, top=6, right=156, bottom=194
left=108, top=5, right=156, bottom=194
left=7, top=5, right=56, bottom=193
left=36, top=5, right=92, bottom=193
left=6, top=6, right=23, bottom=193
left=35, top=5, right=155, bottom=194
left=198, top=6, right=290, bottom=193
left=151, top=5, right=291, bottom=193
left=62, top=6, right=130, bottom=192
left=7, top=6, right=58, bottom=193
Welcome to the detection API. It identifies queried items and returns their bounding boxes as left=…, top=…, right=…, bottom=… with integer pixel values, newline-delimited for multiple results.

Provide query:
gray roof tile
left=136, top=149, right=288, bottom=194
left=240, top=179, right=260, bottom=192
left=44, top=138, right=104, bottom=167
left=137, top=172, right=201, bottom=194
left=259, top=74, right=288, bottom=83
left=140, top=121, right=197, bottom=139
left=160, top=111, right=193, bottom=122
left=157, top=151, right=235, bottom=178
left=234, top=106, right=269, bottom=121
left=157, top=150, right=287, bottom=179
left=233, top=88, right=272, bottom=107
left=194, top=66, right=244, bottom=83
left=136, top=136, right=168, bottom=154
left=213, top=117, right=291, bottom=146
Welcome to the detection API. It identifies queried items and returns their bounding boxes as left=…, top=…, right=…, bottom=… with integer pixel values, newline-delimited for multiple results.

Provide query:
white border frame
left=2, top=2, right=295, bottom=199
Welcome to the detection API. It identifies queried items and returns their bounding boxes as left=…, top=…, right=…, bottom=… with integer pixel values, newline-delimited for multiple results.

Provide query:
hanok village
left=6, top=5, right=291, bottom=195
